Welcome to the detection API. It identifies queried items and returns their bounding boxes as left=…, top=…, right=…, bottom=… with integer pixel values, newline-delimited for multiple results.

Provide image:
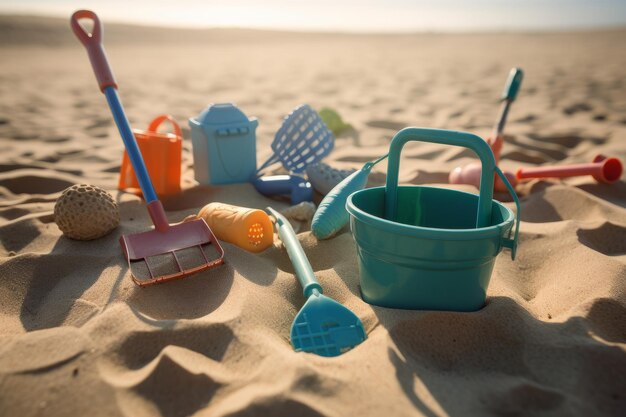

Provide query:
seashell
left=54, top=184, right=119, bottom=240
left=306, top=162, right=356, bottom=195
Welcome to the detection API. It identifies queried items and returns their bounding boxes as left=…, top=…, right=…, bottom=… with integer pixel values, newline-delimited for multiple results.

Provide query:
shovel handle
left=493, top=68, right=524, bottom=140
left=70, top=10, right=117, bottom=92
left=501, top=68, right=524, bottom=102
left=267, top=207, right=322, bottom=298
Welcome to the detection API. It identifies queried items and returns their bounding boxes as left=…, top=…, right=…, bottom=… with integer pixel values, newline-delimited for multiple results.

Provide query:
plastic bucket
left=346, top=128, right=520, bottom=311
left=119, top=115, right=182, bottom=197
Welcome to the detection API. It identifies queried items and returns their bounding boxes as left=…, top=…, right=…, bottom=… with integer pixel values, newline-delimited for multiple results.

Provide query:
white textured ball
left=54, top=184, right=120, bottom=240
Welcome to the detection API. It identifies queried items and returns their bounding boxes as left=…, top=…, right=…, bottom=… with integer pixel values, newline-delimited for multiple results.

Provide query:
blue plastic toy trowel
left=267, top=207, right=366, bottom=357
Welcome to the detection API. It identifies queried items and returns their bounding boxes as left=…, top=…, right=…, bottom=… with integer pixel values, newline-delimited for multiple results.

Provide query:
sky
left=1, top=0, right=626, bottom=33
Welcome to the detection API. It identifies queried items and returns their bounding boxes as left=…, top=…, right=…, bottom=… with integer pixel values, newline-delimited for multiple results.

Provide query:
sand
left=1, top=15, right=625, bottom=417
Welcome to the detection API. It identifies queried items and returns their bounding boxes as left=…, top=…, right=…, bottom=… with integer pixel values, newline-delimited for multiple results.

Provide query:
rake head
left=120, top=218, right=224, bottom=287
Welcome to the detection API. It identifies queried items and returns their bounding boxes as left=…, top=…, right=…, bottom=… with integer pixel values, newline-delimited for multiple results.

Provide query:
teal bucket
left=346, top=128, right=520, bottom=311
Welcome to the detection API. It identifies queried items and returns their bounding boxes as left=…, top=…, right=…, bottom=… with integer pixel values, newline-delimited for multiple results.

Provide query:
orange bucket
left=118, top=115, right=182, bottom=197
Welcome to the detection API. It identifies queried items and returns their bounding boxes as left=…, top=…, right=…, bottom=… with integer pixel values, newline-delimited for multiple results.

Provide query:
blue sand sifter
left=257, top=104, right=335, bottom=174
left=267, top=207, right=366, bottom=357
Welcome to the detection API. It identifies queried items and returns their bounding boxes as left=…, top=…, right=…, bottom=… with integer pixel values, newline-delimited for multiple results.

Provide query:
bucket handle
left=148, top=115, right=182, bottom=138
left=386, top=127, right=496, bottom=228
left=494, top=166, right=520, bottom=260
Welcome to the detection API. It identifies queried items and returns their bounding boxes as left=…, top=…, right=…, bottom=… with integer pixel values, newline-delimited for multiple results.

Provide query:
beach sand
left=0, top=16, right=625, bottom=416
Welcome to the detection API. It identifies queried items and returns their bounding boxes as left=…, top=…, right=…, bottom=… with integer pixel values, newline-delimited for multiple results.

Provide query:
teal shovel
left=267, top=207, right=366, bottom=357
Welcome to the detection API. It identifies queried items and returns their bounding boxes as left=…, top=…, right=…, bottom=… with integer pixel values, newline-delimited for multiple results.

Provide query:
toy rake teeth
left=71, top=10, right=224, bottom=286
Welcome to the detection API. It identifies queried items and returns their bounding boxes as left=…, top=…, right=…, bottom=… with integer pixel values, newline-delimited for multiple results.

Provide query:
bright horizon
left=1, top=0, right=626, bottom=33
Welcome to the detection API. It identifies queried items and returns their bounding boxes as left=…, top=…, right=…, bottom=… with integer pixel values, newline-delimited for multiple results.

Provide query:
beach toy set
left=69, top=9, right=623, bottom=357
left=72, top=10, right=224, bottom=287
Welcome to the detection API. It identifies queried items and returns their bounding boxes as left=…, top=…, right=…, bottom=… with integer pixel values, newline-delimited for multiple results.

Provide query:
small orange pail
left=118, top=115, right=182, bottom=197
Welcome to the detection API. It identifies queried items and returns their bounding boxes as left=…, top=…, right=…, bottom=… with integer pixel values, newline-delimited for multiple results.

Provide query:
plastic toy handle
left=148, top=115, right=183, bottom=138
left=70, top=10, right=117, bottom=92
left=495, top=166, right=520, bottom=260
left=501, top=68, right=524, bottom=102
left=386, top=127, right=496, bottom=228
left=104, top=88, right=159, bottom=205
left=267, top=207, right=323, bottom=298
left=516, top=155, right=623, bottom=184
left=70, top=10, right=159, bottom=206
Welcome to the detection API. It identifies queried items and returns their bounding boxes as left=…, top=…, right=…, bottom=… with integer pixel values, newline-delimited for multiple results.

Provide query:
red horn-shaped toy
left=516, top=155, right=623, bottom=184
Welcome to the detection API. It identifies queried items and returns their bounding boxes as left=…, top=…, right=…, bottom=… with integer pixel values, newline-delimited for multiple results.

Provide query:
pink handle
left=70, top=10, right=117, bottom=92
left=516, top=155, right=623, bottom=184
left=147, top=115, right=182, bottom=138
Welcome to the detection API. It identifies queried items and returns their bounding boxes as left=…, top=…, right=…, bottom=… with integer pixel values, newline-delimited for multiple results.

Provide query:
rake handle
left=267, top=207, right=322, bottom=298
left=71, top=10, right=159, bottom=206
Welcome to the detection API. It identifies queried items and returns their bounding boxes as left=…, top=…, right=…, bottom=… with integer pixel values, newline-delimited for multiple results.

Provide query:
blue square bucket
left=346, top=128, right=520, bottom=311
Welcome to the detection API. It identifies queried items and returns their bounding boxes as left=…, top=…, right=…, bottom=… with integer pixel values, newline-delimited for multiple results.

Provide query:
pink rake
left=71, top=10, right=224, bottom=286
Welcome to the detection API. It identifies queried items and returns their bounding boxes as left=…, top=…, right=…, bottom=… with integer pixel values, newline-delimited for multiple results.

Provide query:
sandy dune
left=0, top=16, right=625, bottom=417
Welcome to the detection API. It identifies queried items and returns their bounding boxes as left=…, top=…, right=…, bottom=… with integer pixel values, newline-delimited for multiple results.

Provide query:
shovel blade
left=120, top=219, right=224, bottom=286
left=290, top=293, right=366, bottom=357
